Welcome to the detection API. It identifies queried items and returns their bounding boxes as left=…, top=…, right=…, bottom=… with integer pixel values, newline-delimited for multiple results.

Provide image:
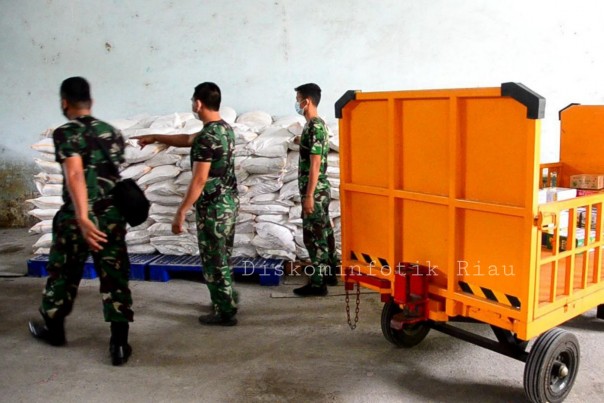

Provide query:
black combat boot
left=28, top=313, right=66, bottom=346
left=109, top=322, right=132, bottom=366
left=293, top=282, right=328, bottom=297
left=198, top=309, right=237, bottom=326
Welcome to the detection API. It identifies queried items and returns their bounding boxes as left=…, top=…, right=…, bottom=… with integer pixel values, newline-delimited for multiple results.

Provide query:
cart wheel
left=523, top=328, right=580, bottom=403
left=381, top=301, right=430, bottom=348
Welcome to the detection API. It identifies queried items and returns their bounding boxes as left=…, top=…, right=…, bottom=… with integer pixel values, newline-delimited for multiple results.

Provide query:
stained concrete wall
left=2, top=0, right=604, bottom=226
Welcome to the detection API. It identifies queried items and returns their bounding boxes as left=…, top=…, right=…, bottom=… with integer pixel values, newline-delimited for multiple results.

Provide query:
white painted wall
left=2, top=0, right=604, bottom=162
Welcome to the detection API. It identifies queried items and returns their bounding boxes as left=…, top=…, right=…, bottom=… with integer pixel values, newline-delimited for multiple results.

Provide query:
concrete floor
left=1, top=228, right=603, bottom=403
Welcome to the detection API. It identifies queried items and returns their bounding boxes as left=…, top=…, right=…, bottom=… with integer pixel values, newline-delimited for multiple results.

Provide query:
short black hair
left=295, top=83, right=321, bottom=106
left=60, top=76, right=92, bottom=108
left=193, top=82, right=221, bottom=111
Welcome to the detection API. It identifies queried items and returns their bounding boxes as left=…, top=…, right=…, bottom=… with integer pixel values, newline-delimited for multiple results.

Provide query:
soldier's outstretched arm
left=62, top=156, right=108, bottom=251
left=131, top=134, right=194, bottom=149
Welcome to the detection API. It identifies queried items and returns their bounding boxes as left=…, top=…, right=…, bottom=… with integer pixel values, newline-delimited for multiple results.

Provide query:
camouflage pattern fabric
left=41, top=205, right=133, bottom=322
left=54, top=116, right=125, bottom=209
left=40, top=116, right=133, bottom=323
left=196, top=192, right=239, bottom=315
left=190, top=120, right=238, bottom=203
left=298, top=116, right=330, bottom=196
left=299, top=117, right=337, bottom=286
left=191, top=119, right=239, bottom=315
left=302, top=189, right=337, bottom=286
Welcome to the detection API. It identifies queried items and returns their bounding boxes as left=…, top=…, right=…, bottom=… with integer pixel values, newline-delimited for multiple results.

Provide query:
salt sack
left=120, top=164, right=152, bottom=180
left=124, top=143, right=166, bottom=164
left=126, top=230, right=151, bottom=245
left=35, top=159, right=62, bottom=175
left=240, top=203, right=289, bottom=216
left=148, top=222, right=189, bottom=236
left=26, top=196, right=63, bottom=210
left=235, top=111, right=273, bottom=132
left=145, top=180, right=183, bottom=197
left=33, top=233, right=53, bottom=249
left=244, top=127, right=293, bottom=158
left=220, top=106, right=237, bottom=125
left=28, top=208, right=58, bottom=221
left=233, top=124, right=259, bottom=145
left=29, top=220, right=53, bottom=234
left=137, top=165, right=182, bottom=187
left=31, top=138, right=55, bottom=154
left=233, top=245, right=257, bottom=258
left=272, top=115, right=305, bottom=129
left=254, top=222, right=294, bottom=250
left=145, top=152, right=182, bottom=168
left=151, top=234, right=199, bottom=255
left=128, top=243, right=157, bottom=254
left=241, top=157, right=286, bottom=175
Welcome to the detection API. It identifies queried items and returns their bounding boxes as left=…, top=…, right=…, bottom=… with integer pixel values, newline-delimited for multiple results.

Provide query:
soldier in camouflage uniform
left=133, top=82, right=239, bottom=326
left=28, top=77, right=134, bottom=366
left=293, top=83, right=339, bottom=296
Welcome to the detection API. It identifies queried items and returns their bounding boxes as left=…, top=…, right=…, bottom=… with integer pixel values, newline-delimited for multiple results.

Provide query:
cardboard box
left=542, top=228, right=596, bottom=251
left=576, top=188, right=604, bottom=197
left=570, top=174, right=604, bottom=190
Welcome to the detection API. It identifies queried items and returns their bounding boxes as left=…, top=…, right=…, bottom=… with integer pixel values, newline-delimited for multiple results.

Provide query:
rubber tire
left=524, top=328, right=580, bottom=403
left=380, top=301, right=430, bottom=348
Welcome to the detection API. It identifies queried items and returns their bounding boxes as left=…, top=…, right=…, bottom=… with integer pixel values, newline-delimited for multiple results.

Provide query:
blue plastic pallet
left=148, top=255, right=284, bottom=286
left=27, top=254, right=157, bottom=280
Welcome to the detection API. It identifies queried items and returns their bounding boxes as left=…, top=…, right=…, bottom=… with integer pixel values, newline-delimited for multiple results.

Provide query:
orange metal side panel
left=338, top=86, right=542, bottom=339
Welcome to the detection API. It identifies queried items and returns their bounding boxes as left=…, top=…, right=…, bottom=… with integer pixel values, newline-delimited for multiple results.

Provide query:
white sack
left=126, top=230, right=151, bottom=245
left=254, top=222, right=294, bottom=249
left=26, top=196, right=63, bottom=210
left=148, top=222, right=188, bottom=236
left=137, top=165, right=182, bottom=187
left=120, top=164, right=152, bottom=180
left=124, top=143, right=166, bottom=164
left=31, top=138, right=55, bottom=154
left=29, top=220, right=53, bottom=234
left=35, top=159, right=62, bottom=175
left=145, top=152, right=182, bottom=168
left=127, top=243, right=157, bottom=254
left=233, top=245, right=257, bottom=258
left=151, top=234, right=199, bottom=255
left=33, top=233, right=53, bottom=249
left=145, top=180, right=183, bottom=197
left=240, top=203, right=290, bottom=216
left=241, top=157, right=286, bottom=174
left=234, top=233, right=255, bottom=247
left=235, top=221, right=255, bottom=234
left=28, top=208, right=58, bottom=221
left=145, top=192, right=182, bottom=205
left=244, top=127, right=293, bottom=158
left=235, top=110, right=273, bottom=132
left=220, top=106, right=237, bottom=125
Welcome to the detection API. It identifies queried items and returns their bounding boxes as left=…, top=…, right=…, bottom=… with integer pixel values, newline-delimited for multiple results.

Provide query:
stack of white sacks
left=28, top=108, right=342, bottom=262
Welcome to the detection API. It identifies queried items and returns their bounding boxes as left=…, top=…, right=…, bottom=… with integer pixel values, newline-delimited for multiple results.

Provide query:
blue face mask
left=295, top=100, right=305, bottom=116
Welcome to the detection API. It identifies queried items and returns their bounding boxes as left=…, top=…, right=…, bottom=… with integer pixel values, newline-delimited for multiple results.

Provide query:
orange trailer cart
left=335, top=84, right=604, bottom=403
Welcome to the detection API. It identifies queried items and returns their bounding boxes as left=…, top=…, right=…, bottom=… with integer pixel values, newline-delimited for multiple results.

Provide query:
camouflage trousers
left=41, top=205, right=133, bottom=323
left=302, top=189, right=338, bottom=286
left=196, top=192, right=239, bottom=316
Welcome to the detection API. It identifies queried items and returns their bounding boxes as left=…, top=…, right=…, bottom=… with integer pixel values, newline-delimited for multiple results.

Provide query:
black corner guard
left=500, top=82, right=546, bottom=119
left=335, top=90, right=358, bottom=119
left=558, top=103, right=581, bottom=120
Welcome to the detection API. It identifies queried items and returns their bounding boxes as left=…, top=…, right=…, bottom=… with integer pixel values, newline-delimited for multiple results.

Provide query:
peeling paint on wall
left=0, top=161, right=38, bottom=228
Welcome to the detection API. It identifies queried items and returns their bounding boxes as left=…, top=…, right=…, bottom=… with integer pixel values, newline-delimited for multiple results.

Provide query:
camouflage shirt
left=298, top=116, right=330, bottom=196
left=53, top=115, right=125, bottom=209
left=190, top=119, right=238, bottom=204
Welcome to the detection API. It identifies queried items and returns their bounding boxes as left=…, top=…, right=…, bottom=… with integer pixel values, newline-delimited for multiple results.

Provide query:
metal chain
left=345, top=282, right=361, bottom=330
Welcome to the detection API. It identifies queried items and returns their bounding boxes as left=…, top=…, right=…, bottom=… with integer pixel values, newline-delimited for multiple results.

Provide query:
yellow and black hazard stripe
left=350, top=251, right=391, bottom=268
left=458, top=281, right=521, bottom=310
